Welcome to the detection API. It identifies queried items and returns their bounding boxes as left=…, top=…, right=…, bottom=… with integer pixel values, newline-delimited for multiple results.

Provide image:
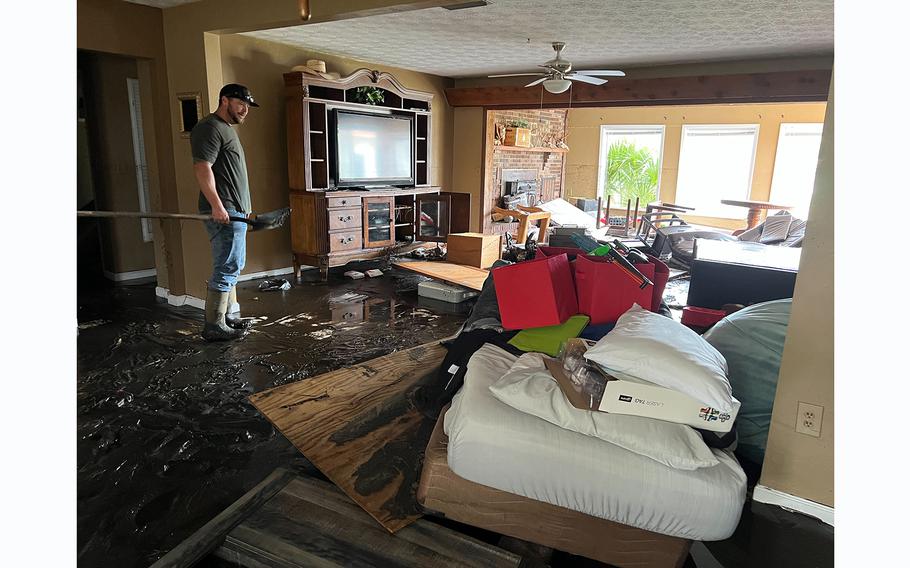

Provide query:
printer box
left=543, top=357, right=739, bottom=433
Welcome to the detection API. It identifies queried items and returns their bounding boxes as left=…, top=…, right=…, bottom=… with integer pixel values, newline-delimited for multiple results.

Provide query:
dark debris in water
left=77, top=266, right=470, bottom=567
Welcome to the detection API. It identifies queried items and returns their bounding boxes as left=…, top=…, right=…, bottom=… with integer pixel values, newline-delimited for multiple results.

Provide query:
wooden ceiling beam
left=444, top=69, right=832, bottom=108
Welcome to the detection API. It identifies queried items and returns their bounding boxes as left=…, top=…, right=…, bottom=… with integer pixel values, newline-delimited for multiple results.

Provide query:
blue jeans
left=205, top=210, right=247, bottom=292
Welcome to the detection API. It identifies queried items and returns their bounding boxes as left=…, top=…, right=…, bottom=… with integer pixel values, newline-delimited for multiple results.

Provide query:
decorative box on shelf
left=504, top=126, right=531, bottom=148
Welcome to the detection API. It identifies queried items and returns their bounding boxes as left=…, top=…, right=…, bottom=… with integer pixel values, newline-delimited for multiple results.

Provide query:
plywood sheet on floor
left=394, top=261, right=488, bottom=291
left=248, top=342, right=447, bottom=533
left=213, top=474, right=521, bottom=568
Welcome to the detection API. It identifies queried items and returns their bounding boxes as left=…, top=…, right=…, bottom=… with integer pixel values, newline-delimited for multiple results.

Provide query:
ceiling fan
left=488, top=42, right=625, bottom=94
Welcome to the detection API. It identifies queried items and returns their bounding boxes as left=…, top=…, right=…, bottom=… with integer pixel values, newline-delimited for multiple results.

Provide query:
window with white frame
left=597, top=125, right=665, bottom=209
left=675, top=124, right=760, bottom=218
left=769, top=123, right=823, bottom=219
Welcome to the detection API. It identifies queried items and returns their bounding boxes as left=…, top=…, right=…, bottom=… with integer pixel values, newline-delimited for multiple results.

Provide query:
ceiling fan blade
left=525, top=77, right=549, bottom=87
left=569, top=74, right=607, bottom=86
left=572, top=70, right=626, bottom=77
left=488, top=72, right=547, bottom=78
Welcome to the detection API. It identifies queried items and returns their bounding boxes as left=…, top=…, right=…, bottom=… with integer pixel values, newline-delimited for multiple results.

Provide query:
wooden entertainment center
left=283, top=68, right=468, bottom=279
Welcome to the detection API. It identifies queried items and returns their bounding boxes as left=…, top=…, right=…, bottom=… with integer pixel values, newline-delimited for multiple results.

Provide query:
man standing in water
left=191, top=83, right=259, bottom=341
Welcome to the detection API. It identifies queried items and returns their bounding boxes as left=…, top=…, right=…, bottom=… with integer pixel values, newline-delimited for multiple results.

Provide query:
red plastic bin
left=492, top=253, right=578, bottom=330
left=681, top=306, right=727, bottom=328
left=574, top=254, right=657, bottom=325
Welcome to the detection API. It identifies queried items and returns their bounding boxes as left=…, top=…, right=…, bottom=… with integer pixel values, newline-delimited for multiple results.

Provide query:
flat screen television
left=331, top=109, right=414, bottom=188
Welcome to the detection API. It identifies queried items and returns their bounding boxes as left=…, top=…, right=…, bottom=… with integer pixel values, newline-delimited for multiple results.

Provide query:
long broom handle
left=78, top=210, right=216, bottom=222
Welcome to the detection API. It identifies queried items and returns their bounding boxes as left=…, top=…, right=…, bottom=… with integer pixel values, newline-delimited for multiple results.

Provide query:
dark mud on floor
left=77, top=264, right=471, bottom=568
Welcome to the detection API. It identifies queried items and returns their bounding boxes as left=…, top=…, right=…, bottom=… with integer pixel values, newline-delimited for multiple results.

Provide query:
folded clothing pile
left=737, top=210, right=807, bottom=247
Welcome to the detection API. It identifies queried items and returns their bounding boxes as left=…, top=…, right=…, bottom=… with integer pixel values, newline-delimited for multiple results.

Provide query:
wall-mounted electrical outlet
left=795, top=402, right=824, bottom=437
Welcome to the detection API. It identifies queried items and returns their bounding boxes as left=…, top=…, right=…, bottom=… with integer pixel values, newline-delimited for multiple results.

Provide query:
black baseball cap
left=219, top=83, right=260, bottom=108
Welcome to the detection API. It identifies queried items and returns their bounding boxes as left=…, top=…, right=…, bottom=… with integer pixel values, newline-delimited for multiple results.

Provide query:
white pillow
left=584, top=304, right=735, bottom=412
left=489, top=352, right=720, bottom=470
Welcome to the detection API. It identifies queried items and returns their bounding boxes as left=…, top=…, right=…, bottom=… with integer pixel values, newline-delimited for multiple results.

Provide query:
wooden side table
left=720, top=199, right=793, bottom=229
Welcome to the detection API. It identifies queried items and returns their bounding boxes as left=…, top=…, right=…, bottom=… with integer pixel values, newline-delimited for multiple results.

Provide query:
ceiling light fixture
left=543, top=78, right=572, bottom=94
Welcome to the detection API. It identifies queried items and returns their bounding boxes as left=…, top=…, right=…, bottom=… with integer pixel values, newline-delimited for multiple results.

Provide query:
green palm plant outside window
left=603, top=141, right=660, bottom=206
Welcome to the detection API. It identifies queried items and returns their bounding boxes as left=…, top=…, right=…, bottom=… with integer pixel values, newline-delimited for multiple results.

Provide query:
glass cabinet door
left=416, top=195, right=450, bottom=242
left=363, top=197, right=394, bottom=247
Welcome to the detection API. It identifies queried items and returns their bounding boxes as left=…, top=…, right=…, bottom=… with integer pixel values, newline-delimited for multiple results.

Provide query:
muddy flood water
left=77, top=264, right=471, bottom=567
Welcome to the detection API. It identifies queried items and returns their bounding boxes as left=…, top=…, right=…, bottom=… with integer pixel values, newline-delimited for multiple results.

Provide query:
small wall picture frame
left=177, top=92, right=202, bottom=137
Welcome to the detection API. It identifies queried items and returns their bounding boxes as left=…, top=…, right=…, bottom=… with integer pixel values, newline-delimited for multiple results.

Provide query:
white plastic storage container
left=417, top=280, right=478, bottom=303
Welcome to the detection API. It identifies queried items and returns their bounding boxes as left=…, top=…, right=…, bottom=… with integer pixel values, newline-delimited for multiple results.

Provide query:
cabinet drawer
left=328, top=230, right=362, bottom=252
left=327, top=207, right=362, bottom=231
left=327, top=196, right=361, bottom=209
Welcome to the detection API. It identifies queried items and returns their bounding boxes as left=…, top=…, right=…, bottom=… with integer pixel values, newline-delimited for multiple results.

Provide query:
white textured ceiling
left=244, top=0, right=833, bottom=78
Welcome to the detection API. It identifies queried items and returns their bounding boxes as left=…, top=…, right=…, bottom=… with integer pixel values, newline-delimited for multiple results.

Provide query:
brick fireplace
left=484, top=109, right=568, bottom=234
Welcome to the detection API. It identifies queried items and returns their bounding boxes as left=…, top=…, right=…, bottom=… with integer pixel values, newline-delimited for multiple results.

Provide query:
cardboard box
left=543, top=357, right=739, bottom=433
left=504, top=126, right=531, bottom=147
left=446, top=232, right=502, bottom=269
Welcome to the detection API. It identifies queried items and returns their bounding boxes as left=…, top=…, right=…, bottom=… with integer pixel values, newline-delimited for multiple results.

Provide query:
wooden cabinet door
left=441, top=192, right=471, bottom=235
left=363, top=196, right=395, bottom=248
left=415, top=195, right=449, bottom=243
left=415, top=193, right=471, bottom=242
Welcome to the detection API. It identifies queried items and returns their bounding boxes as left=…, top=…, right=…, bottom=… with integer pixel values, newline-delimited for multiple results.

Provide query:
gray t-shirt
left=191, top=113, right=251, bottom=213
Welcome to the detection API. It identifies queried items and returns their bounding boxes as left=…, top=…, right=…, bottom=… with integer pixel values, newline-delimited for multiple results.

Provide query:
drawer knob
left=339, top=215, right=353, bottom=222
left=341, top=199, right=348, bottom=205
left=341, top=236, right=353, bottom=244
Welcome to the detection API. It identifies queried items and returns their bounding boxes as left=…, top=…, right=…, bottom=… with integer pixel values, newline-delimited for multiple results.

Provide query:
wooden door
left=415, top=195, right=449, bottom=243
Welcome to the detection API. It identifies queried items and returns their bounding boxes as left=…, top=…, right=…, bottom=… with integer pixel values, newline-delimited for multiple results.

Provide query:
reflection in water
left=77, top=267, right=471, bottom=567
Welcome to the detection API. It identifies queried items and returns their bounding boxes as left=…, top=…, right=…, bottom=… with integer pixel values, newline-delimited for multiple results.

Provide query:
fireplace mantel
left=494, top=145, right=568, bottom=154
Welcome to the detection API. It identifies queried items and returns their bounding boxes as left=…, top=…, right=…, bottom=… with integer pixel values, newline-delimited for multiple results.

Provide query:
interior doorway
left=77, top=50, right=158, bottom=291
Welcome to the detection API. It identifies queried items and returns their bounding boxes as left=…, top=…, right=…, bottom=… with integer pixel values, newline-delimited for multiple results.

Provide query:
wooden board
left=213, top=474, right=521, bottom=568
left=394, top=261, right=489, bottom=291
left=444, top=70, right=831, bottom=108
left=417, top=407, right=692, bottom=568
left=249, top=342, right=448, bottom=533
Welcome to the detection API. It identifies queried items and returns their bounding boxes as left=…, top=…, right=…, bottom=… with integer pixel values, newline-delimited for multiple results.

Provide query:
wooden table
left=720, top=199, right=793, bottom=229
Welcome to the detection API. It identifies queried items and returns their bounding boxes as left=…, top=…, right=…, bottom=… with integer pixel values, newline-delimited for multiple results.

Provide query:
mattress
left=444, top=344, right=747, bottom=541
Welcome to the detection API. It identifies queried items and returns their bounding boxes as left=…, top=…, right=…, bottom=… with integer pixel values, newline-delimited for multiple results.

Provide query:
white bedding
left=444, top=344, right=748, bottom=541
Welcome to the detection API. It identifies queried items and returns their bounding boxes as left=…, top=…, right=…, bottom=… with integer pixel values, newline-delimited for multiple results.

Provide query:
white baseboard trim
left=752, top=484, right=834, bottom=526
left=155, top=265, right=296, bottom=311
left=237, top=266, right=295, bottom=282
left=155, top=286, right=205, bottom=310
left=104, top=268, right=157, bottom=282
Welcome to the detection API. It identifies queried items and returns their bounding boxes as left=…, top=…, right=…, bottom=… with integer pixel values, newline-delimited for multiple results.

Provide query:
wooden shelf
left=494, top=145, right=568, bottom=154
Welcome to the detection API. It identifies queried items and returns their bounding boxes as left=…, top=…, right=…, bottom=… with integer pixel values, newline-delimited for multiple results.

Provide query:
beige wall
left=563, top=102, right=826, bottom=230
left=166, top=33, right=455, bottom=296
left=85, top=53, right=157, bottom=274
left=159, top=1, right=460, bottom=300
left=78, top=0, right=180, bottom=289
left=759, top=77, right=834, bottom=507
left=451, top=107, right=485, bottom=232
